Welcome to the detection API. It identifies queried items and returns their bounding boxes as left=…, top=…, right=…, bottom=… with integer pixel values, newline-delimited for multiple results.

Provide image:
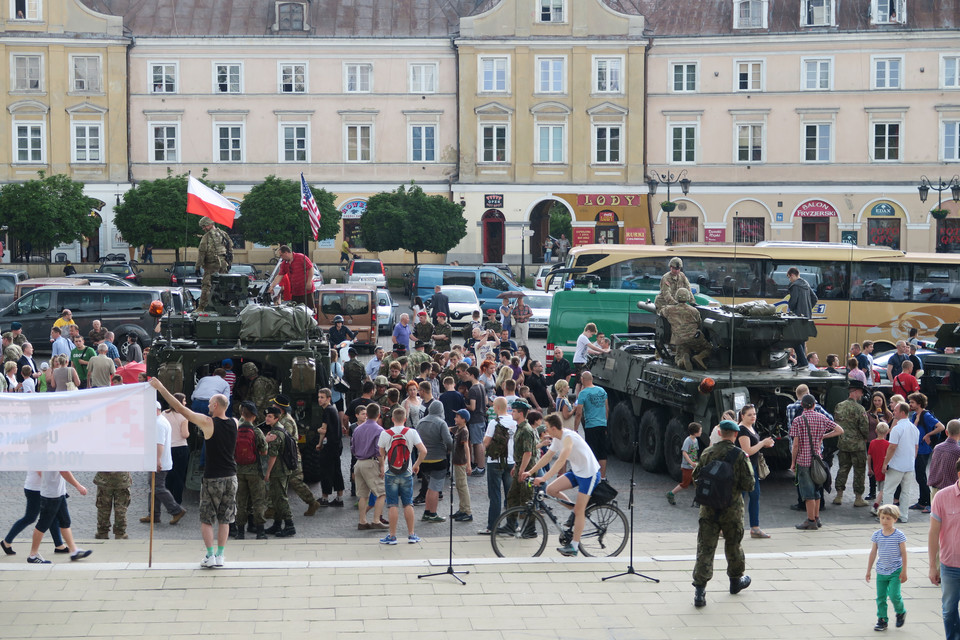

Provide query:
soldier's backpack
left=278, top=428, right=299, bottom=472
left=235, top=424, right=258, bottom=466
left=484, top=417, right=510, bottom=462
left=694, top=448, right=742, bottom=510
left=386, top=427, right=411, bottom=474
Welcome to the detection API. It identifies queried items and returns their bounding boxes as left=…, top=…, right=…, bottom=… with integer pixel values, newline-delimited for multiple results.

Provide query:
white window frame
left=149, top=61, right=178, bottom=94
left=409, top=63, right=438, bottom=94
left=872, top=0, right=906, bottom=24
left=734, top=59, right=764, bottom=92
left=71, top=120, right=102, bottom=164
left=536, top=56, right=566, bottom=94
left=12, top=119, right=45, bottom=164
left=10, top=0, right=41, bottom=20
left=274, top=1, right=307, bottom=31
left=942, top=55, right=960, bottom=90
left=215, top=122, right=244, bottom=163
left=344, top=63, right=372, bottom=93
left=537, top=0, right=565, bottom=23
left=345, top=123, right=373, bottom=163
left=70, top=54, right=101, bottom=93
left=803, top=122, right=833, bottom=163
left=593, top=124, right=622, bottom=165
left=801, top=0, right=835, bottom=27
left=668, top=123, right=698, bottom=165
left=213, top=62, right=243, bottom=94
left=593, top=56, right=624, bottom=94
left=278, top=62, right=307, bottom=93
left=149, top=122, right=179, bottom=163
left=670, top=61, right=698, bottom=93
left=941, top=119, right=960, bottom=162
left=733, top=0, right=768, bottom=29
left=535, top=123, right=565, bottom=164
left=11, top=53, right=42, bottom=91
left=871, top=120, right=902, bottom=162
left=872, top=55, right=903, bottom=90
left=279, top=122, right=309, bottom=163
left=801, top=57, right=832, bottom=91
left=409, top=124, right=437, bottom=163
left=479, top=123, right=509, bottom=163
left=735, top=122, right=764, bottom=163
left=478, top=56, right=509, bottom=93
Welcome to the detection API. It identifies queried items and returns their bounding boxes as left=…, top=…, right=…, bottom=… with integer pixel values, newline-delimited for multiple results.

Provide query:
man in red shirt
left=891, top=360, right=920, bottom=398
left=269, top=245, right=315, bottom=311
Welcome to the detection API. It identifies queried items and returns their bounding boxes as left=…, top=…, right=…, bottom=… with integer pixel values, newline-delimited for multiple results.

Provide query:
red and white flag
left=301, top=173, right=320, bottom=240
left=186, top=175, right=236, bottom=228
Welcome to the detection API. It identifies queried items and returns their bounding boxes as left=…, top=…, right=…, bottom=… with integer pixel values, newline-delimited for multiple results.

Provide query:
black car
left=96, top=261, right=143, bottom=285
left=166, top=261, right=201, bottom=287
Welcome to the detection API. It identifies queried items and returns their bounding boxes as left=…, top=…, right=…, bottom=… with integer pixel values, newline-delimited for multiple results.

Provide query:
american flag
left=300, top=173, right=320, bottom=240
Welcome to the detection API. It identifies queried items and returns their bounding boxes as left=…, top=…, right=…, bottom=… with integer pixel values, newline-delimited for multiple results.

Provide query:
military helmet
left=669, top=257, right=683, bottom=269
left=333, top=315, right=344, bottom=323
left=199, top=216, right=215, bottom=227
left=676, top=288, right=695, bottom=304
left=242, top=362, right=258, bottom=376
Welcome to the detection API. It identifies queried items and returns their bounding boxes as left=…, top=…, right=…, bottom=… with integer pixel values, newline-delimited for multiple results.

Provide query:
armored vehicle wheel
left=638, top=408, right=668, bottom=473
left=608, top=402, right=638, bottom=462
left=300, top=445, right=323, bottom=484
left=663, top=418, right=688, bottom=482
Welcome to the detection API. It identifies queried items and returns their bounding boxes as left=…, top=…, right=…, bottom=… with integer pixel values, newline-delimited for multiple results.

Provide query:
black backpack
left=694, top=448, right=742, bottom=510
left=277, top=428, right=299, bottom=472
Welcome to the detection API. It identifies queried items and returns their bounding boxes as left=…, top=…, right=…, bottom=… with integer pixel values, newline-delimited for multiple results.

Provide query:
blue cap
left=221, top=358, right=233, bottom=367
left=456, top=409, right=471, bottom=421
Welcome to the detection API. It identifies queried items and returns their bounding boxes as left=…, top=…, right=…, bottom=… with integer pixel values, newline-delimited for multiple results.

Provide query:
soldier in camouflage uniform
left=242, top=362, right=279, bottom=421
left=373, top=376, right=391, bottom=424
left=2, top=333, right=22, bottom=365
left=407, top=341, right=432, bottom=372
left=432, top=312, right=453, bottom=351
left=234, top=401, right=269, bottom=540
left=342, top=348, right=367, bottom=404
left=505, top=401, right=539, bottom=510
left=9, top=322, right=27, bottom=348
left=659, top=288, right=712, bottom=371
left=692, top=419, right=754, bottom=607
left=655, top=256, right=693, bottom=312
left=93, top=471, right=132, bottom=539
left=483, top=309, right=502, bottom=335
left=195, top=216, right=233, bottom=312
left=264, top=408, right=296, bottom=537
left=378, top=344, right=406, bottom=377
left=271, top=395, right=322, bottom=516
left=833, top=379, right=870, bottom=507
left=412, top=312, right=434, bottom=348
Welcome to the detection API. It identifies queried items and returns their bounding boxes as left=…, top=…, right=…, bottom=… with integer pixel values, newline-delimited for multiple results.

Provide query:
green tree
left=238, top=175, right=339, bottom=247
left=113, top=170, right=225, bottom=262
left=549, top=201, right=572, bottom=239
left=0, top=172, right=101, bottom=254
left=360, top=183, right=467, bottom=264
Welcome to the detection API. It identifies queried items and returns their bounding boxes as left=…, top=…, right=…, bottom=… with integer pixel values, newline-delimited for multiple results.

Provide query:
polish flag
left=186, top=175, right=236, bottom=228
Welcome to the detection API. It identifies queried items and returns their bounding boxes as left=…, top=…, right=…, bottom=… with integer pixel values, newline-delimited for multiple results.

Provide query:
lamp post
left=918, top=175, right=960, bottom=220
left=647, top=170, right=691, bottom=245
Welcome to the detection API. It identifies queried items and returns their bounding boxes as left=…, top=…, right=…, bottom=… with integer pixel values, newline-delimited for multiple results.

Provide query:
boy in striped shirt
left=866, top=504, right=907, bottom=632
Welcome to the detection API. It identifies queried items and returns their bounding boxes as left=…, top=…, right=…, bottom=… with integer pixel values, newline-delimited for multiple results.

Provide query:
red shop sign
left=794, top=200, right=838, bottom=218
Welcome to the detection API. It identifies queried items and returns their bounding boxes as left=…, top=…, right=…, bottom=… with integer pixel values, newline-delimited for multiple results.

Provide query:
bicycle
left=490, top=480, right=628, bottom=558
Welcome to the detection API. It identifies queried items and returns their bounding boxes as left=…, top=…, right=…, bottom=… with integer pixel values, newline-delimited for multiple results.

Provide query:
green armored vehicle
left=588, top=302, right=850, bottom=481
left=148, top=274, right=331, bottom=483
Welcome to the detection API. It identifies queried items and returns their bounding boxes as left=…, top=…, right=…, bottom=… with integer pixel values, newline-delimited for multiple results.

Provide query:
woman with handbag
left=866, top=392, right=893, bottom=500
left=737, top=404, right=775, bottom=538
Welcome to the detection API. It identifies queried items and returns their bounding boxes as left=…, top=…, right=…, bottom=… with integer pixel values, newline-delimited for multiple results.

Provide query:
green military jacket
left=413, top=321, right=434, bottom=344
left=196, top=227, right=232, bottom=270
left=659, top=302, right=702, bottom=344
left=835, top=398, right=869, bottom=452
left=343, top=358, right=366, bottom=393
left=692, top=439, right=754, bottom=516
left=266, top=424, right=291, bottom=478
left=248, top=376, right=280, bottom=420
left=432, top=322, right=453, bottom=347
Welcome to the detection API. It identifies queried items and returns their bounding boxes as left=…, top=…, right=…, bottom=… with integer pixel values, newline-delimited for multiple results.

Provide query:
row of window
left=733, top=0, right=907, bottom=29
left=10, top=54, right=101, bottom=93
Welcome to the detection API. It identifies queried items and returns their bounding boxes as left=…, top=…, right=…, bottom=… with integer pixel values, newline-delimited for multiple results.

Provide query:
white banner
left=0, top=383, right=156, bottom=472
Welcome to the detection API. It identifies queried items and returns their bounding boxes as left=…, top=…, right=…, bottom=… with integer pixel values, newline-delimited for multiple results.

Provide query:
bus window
left=851, top=263, right=909, bottom=301
left=913, top=264, right=960, bottom=303
left=767, top=261, right=849, bottom=300
left=683, top=258, right=762, bottom=298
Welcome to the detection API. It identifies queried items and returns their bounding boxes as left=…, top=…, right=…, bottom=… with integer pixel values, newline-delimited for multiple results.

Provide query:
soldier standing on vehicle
left=195, top=216, right=233, bottom=312
left=655, top=257, right=692, bottom=312
left=660, top=288, right=712, bottom=371
left=834, top=380, right=870, bottom=508
left=692, top=420, right=754, bottom=607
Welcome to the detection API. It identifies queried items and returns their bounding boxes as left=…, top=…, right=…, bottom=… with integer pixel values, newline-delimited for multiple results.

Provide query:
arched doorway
left=595, top=210, right=620, bottom=244
left=529, top=199, right=572, bottom=263
left=482, top=209, right=505, bottom=263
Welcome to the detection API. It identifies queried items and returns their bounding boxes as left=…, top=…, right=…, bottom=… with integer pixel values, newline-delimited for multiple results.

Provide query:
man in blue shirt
left=366, top=346, right=385, bottom=379
left=908, top=393, right=946, bottom=511
left=103, top=331, right=122, bottom=367
left=392, top=314, right=412, bottom=352
left=50, top=327, right=72, bottom=360
left=575, top=371, right=609, bottom=479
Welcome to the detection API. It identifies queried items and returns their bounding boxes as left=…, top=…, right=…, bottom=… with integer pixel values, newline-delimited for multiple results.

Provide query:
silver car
left=377, top=288, right=398, bottom=334
left=523, top=291, right=553, bottom=334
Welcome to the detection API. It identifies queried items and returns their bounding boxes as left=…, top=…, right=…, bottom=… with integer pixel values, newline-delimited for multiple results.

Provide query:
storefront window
left=596, top=226, right=619, bottom=244
left=866, top=218, right=900, bottom=249
left=936, top=218, right=960, bottom=253
left=801, top=218, right=830, bottom=242
left=669, top=217, right=698, bottom=243
left=734, top=217, right=765, bottom=244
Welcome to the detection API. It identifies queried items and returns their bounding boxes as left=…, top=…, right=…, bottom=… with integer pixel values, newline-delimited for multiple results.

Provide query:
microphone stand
left=418, top=454, right=468, bottom=585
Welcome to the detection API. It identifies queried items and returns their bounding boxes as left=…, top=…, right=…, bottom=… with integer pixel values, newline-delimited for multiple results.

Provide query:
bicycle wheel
left=491, top=506, right=548, bottom=558
left=578, top=503, right=628, bottom=558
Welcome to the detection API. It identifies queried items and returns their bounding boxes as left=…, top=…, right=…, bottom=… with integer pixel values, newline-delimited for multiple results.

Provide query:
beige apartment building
left=454, top=0, right=648, bottom=264
left=0, top=0, right=128, bottom=262
left=644, top=0, right=960, bottom=253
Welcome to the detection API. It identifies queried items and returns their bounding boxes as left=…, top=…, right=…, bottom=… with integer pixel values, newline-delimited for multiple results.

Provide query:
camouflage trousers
left=836, top=448, right=867, bottom=496
left=269, top=474, right=292, bottom=521
left=676, top=335, right=712, bottom=371
left=236, top=472, right=267, bottom=526
left=197, top=259, right=227, bottom=311
left=692, top=506, right=745, bottom=587
left=288, top=469, right=317, bottom=506
left=95, top=485, right=131, bottom=536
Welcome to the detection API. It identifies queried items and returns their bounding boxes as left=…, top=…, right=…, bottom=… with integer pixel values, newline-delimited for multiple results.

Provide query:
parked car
left=344, top=259, right=387, bottom=288
left=65, top=272, right=135, bottom=287
left=412, top=264, right=527, bottom=313
left=166, top=262, right=200, bottom=287
left=523, top=291, right=553, bottom=334
left=0, top=269, right=29, bottom=307
left=871, top=348, right=936, bottom=384
left=229, top=263, right=260, bottom=282
left=534, top=265, right=564, bottom=292
left=315, top=283, right=378, bottom=351
left=431, top=285, right=481, bottom=327
left=376, top=288, right=398, bottom=334
left=96, top=261, right=143, bottom=285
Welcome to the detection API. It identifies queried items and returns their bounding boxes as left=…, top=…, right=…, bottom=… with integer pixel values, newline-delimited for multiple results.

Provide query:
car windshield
left=99, top=265, right=129, bottom=275
left=444, top=289, right=477, bottom=304
left=230, top=265, right=255, bottom=275
left=352, top=261, right=382, bottom=274
left=524, top=296, right=552, bottom=309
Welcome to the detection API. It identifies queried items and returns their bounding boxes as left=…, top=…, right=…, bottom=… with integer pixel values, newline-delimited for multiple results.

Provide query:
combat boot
left=693, top=585, right=706, bottom=607
left=228, top=523, right=238, bottom=538
left=235, top=527, right=245, bottom=540
left=276, top=520, right=296, bottom=538
left=692, top=353, right=709, bottom=370
left=255, top=525, right=267, bottom=540
left=832, top=490, right=843, bottom=505
left=730, top=575, right=751, bottom=594
left=854, top=494, right=868, bottom=507
left=264, top=520, right=282, bottom=535
left=679, top=353, right=692, bottom=371
left=304, top=500, right=321, bottom=517
left=246, top=515, right=257, bottom=534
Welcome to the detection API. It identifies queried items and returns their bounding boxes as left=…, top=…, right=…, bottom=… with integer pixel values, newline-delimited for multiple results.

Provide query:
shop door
left=482, top=209, right=505, bottom=263
left=801, top=218, right=830, bottom=242
left=596, top=226, right=619, bottom=244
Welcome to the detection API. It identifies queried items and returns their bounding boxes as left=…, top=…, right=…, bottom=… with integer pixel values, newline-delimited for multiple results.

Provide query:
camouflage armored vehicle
left=148, top=274, right=332, bottom=483
left=918, top=323, right=960, bottom=421
left=588, top=302, right=849, bottom=481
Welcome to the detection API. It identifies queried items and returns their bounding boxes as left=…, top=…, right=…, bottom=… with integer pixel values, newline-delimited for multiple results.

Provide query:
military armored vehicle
left=918, top=323, right=960, bottom=421
left=147, top=273, right=331, bottom=483
left=588, top=302, right=849, bottom=481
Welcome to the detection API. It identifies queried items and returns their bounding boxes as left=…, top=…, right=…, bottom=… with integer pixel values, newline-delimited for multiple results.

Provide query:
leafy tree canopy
left=114, top=170, right=225, bottom=250
left=0, top=172, right=101, bottom=250
left=360, top=183, right=467, bottom=263
left=549, top=201, right=572, bottom=239
left=238, top=175, right=339, bottom=247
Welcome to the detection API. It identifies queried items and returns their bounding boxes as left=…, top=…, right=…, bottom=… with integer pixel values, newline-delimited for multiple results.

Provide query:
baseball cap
left=800, top=394, right=817, bottom=409
left=718, top=419, right=740, bottom=432
left=456, top=409, right=471, bottom=421
left=221, top=358, right=233, bottom=367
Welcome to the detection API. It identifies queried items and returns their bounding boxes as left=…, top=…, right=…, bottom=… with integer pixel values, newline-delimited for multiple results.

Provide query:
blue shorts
left=563, top=471, right=601, bottom=496
left=468, top=422, right=485, bottom=445
left=384, top=470, right=414, bottom=507
left=796, top=465, right=817, bottom=501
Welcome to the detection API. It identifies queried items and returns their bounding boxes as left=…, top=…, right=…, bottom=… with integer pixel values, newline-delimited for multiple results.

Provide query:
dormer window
left=273, top=2, right=307, bottom=31
left=873, top=0, right=906, bottom=24
left=733, top=0, right=767, bottom=29
left=538, top=0, right=564, bottom=23
left=801, top=0, right=835, bottom=27
left=12, top=0, right=40, bottom=20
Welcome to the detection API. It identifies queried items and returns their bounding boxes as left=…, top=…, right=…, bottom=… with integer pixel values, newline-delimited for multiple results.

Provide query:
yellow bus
left=550, top=241, right=960, bottom=355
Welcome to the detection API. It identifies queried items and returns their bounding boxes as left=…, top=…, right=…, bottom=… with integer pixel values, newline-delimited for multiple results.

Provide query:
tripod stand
left=602, top=422, right=658, bottom=583
left=418, top=456, right=469, bottom=585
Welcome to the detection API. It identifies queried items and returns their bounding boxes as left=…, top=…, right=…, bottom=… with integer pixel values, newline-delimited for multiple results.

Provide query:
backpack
left=485, top=417, right=510, bottom=461
left=277, top=428, right=299, bottom=472
left=694, top=447, right=742, bottom=510
left=235, top=425, right=258, bottom=466
left=386, top=427, right=411, bottom=474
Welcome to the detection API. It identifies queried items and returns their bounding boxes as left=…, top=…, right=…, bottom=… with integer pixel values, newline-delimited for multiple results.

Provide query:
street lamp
left=918, top=175, right=960, bottom=219
left=647, top=170, right=691, bottom=245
